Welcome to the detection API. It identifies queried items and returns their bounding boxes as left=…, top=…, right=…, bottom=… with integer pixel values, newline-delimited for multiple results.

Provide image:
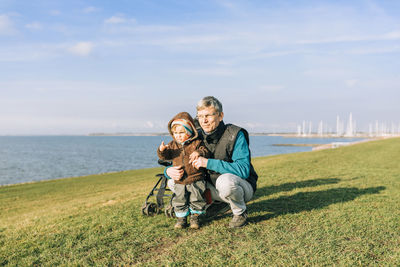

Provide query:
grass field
left=1, top=137, right=399, bottom=266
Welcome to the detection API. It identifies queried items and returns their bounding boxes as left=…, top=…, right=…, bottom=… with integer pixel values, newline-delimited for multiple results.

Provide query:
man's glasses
left=196, top=113, right=217, bottom=120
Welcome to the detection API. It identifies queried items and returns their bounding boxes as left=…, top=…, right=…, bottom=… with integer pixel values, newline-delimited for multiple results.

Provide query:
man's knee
left=215, top=174, right=240, bottom=199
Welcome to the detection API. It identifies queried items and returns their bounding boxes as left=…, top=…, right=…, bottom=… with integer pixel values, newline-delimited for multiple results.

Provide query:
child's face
left=173, top=125, right=190, bottom=143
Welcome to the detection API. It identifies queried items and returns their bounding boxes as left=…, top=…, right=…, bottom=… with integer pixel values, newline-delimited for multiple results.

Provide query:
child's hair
left=171, top=119, right=194, bottom=136
left=171, top=124, right=181, bottom=132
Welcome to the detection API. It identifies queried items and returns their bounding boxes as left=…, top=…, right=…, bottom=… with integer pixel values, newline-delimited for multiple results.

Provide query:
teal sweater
left=206, top=131, right=250, bottom=179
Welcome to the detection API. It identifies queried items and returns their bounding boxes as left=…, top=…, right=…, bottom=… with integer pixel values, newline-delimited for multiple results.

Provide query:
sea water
left=0, top=135, right=363, bottom=186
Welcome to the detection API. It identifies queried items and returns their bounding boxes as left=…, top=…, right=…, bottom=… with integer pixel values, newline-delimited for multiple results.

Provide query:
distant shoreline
left=88, top=133, right=170, bottom=136
left=88, top=132, right=376, bottom=138
left=0, top=133, right=386, bottom=138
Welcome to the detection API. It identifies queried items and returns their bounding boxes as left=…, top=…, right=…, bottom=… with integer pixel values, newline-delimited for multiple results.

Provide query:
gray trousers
left=172, top=180, right=207, bottom=218
left=168, top=173, right=254, bottom=216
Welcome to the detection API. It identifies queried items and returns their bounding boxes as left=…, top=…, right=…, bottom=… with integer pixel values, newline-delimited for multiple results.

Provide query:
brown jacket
left=157, top=112, right=210, bottom=185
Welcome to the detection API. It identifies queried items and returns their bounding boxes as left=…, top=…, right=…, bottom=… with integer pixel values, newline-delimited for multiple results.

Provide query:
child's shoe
left=174, top=216, right=187, bottom=229
left=189, top=214, right=201, bottom=229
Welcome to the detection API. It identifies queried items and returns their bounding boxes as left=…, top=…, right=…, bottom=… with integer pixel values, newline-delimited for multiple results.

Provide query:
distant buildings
left=297, top=113, right=400, bottom=137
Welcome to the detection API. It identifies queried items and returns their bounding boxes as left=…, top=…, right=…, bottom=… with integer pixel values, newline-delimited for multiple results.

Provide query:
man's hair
left=196, top=96, right=223, bottom=114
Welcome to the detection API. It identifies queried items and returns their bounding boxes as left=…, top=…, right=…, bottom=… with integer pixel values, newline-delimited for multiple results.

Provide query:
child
left=157, top=112, right=210, bottom=229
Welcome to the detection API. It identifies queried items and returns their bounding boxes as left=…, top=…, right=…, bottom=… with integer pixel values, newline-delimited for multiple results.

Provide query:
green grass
left=1, top=137, right=399, bottom=266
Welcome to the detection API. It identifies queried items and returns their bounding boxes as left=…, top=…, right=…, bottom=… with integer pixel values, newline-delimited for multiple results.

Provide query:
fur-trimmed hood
left=167, top=112, right=198, bottom=142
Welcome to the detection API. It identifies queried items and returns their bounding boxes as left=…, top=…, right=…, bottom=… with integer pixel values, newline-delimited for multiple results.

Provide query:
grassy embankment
left=1, top=138, right=399, bottom=266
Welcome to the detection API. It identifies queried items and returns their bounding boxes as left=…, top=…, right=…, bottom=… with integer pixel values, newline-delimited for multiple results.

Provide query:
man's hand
left=166, top=165, right=184, bottom=181
left=188, top=151, right=200, bottom=164
left=159, top=141, right=168, bottom=152
left=192, top=157, right=208, bottom=169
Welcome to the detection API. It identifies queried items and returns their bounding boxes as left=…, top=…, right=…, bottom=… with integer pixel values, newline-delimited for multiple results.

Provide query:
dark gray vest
left=201, top=122, right=258, bottom=192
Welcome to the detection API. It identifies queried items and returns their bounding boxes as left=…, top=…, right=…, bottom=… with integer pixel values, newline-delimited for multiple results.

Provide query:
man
left=166, top=96, right=258, bottom=228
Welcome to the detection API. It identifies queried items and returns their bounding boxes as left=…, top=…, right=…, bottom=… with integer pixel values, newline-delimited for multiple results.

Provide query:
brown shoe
left=229, top=210, right=248, bottom=228
left=189, top=214, right=201, bottom=229
left=174, top=217, right=187, bottom=229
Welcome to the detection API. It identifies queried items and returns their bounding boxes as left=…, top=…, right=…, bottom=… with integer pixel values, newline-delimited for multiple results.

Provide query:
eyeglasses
left=196, top=113, right=217, bottom=120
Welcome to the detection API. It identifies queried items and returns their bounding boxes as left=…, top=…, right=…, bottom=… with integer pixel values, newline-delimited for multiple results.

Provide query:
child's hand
left=188, top=151, right=200, bottom=164
left=159, top=141, right=168, bottom=152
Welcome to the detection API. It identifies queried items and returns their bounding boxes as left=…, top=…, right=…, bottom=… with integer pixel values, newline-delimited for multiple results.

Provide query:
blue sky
left=1, top=0, right=399, bottom=135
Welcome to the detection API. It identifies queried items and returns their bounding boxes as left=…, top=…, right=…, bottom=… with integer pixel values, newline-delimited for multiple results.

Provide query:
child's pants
left=173, top=180, right=206, bottom=218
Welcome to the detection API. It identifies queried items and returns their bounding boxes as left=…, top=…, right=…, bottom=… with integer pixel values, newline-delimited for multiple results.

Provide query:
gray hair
left=196, top=96, right=223, bottom=114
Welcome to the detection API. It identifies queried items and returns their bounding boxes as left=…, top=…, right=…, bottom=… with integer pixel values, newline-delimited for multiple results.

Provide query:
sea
left=0, top=135, right=364, bottom=186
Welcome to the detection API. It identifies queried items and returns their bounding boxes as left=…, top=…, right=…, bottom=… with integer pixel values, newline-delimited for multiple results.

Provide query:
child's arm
left=197, top=142, right=211, bottom=158
left=189, top=140, right=210, bottom=164
left=157, top=141, right=173, bottom=160
left=159, top=141, right=168, bottom=152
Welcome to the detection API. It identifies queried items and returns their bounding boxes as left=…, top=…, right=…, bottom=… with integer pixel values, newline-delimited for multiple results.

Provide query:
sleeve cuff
left=164, top=166, right=171, bottom=179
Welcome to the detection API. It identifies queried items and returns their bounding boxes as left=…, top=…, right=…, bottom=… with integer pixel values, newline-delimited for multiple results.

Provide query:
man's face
left=197, top=107, right=224, bottom=133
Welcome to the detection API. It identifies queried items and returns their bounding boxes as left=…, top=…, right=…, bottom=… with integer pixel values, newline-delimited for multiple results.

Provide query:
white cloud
left=179, top=68, right=233, bottom=76
left=0, top=42, right=71, bottom=62
left=240, top=50, right=303, bottom=62
left=164, top=34, right=227, bottom=45
left=345, top=79, right=359, bottom=88
left=259, top=85, right=284, bottom=92
left=214, top=0, right=247, bottom=17
left=25, top=22, right=42, bottom=30
left=105, top=15, right=125, bottom=24
left=132, top=25, right=180, bottom=33
left=0, top=14, right=15, bottom=34
left=49, top=10, right=61, bottom=16
left=303, top=69, right=349, bottom=78
left=382, top=31, right=400, bottom=40
left=244, top=122, right=263, bottom=129
left=216, top=0, right=236, bottom=10
left=0, top=115, right=142, bottom=135
left=103, top=24, right=180, bottom=35
left=0, top=80, right=136, bottom=97
left=346, top=45, right=400, bottom=55
left=104, top=14, right=136, bottom=24
left=68, top=42, right=94, bottom=56
left=297, top=30, right=400, bottom=45
left=146, top=121, right=154, bottom=128
left=83, top=6, right=99, bottom=13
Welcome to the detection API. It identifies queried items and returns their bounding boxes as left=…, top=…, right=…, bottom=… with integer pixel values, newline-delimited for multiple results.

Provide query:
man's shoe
left=174, top=216, right=187, bottom=229
left=229, top=210, right=248, bottom=228
left=189, top=214, right=201, bottom=229
left=205, top=201, right=231, bottom=219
